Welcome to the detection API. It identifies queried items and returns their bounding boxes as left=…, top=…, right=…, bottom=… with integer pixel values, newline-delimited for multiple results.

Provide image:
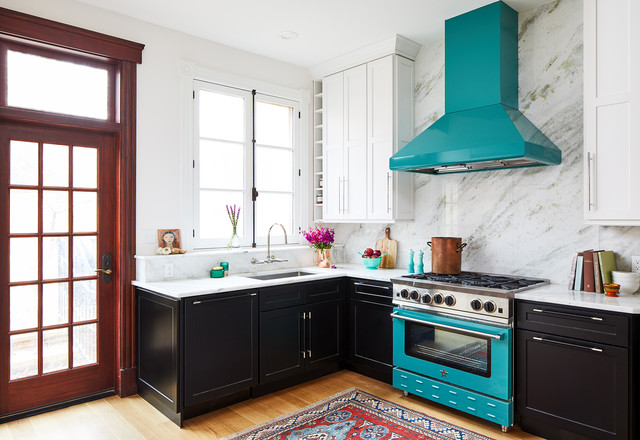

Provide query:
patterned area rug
left=221, top=388, right=495, bottom=440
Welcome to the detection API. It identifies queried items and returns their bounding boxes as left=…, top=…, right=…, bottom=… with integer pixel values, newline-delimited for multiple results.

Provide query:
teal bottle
left=417, top=250, right=424, bottom=274
left=408, top=250, right=414, bottom=274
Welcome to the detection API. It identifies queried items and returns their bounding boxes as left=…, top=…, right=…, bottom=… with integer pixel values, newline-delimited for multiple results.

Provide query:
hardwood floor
left=0, top=371, right=543, bottom=440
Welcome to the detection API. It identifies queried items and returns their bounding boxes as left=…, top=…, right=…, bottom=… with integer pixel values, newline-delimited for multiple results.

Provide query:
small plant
left=302, top=224, right=335, bottom=250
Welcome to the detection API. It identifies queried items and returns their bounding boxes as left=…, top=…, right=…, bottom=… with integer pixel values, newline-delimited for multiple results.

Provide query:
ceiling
left=73, top=0, right=552, bottom=68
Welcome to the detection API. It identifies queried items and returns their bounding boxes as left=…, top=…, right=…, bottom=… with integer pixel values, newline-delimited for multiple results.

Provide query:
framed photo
left=157, top=229, right=181, bottom=249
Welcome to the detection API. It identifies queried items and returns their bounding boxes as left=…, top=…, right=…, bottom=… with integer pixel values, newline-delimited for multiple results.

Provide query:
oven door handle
left=390, top=312, right=504, bottom=340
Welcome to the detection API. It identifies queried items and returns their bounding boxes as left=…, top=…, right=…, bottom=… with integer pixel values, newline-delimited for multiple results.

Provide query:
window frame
left=181, top=62, right=310, bottom=250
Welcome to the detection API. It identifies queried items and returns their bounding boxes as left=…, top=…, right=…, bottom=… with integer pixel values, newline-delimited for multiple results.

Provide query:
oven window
left=405, top=322, right=491, bottom=377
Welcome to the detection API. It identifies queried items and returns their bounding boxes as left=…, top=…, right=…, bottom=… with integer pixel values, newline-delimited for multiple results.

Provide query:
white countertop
left=515, top=284, right=640, bottom=314
left=132, top=264, right=408, bottom=298
left=133, top=266, right=640, bottom=314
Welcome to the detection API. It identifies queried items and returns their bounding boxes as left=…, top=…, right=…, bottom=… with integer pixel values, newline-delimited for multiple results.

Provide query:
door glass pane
left=73, top=280, right=97, bottom=322
left=256, top=101, right=292, bottom=147
left=43, top=328, right=69, bottom=374
left=10, top=140, right=39, bottom=186
left=10, top=332, right=38, bottom=380
left=255, top=193, right=293, bottom=238
left=9, top=285, right=38, bottom=331
left=405, top=322, right=490, bottom=376
left=43, top=236, right=69, bottom=279
left=43, top=143, right=69, bottom=187
left=7, top=50, right=108, bottom=120
left=73, top=324, right=97, bottom=367
left=199, top=140, right=244, bottom=190
left=256, top=147, right=293, bottom=192
left=73, top=147, right=97, bottom=189
left=73, top=192, right=97, bottom=233
left=73, top=236, right=96, bottom=277
left=199, top=190, right=243, bottom=240
left=10, top=237, right=38, bottom=282
left=10, top=189, right=38, bottom=233
left=43, top=190, right=69, bottom=233
left=199, top=90, right=244, bottom=142
left=43, top=283, right=69, bottom=326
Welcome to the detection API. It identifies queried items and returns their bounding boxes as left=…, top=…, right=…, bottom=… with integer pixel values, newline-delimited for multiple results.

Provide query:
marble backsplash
left=330, top=0, right=640, bottom=285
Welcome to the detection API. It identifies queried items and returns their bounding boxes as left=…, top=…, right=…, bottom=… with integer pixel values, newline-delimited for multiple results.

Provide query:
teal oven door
left=392, top=307, right=512, bottom=400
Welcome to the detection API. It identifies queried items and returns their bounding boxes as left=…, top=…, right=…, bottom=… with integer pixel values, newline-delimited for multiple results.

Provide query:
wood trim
left=0, top=7, right=144, bottom=64
left=0, top=107, right=121, bottom=132
left=115, top=60, right=138, bottom=396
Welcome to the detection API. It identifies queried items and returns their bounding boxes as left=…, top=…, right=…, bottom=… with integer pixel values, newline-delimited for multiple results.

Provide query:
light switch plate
left=632, top=256, right=640, bottom=273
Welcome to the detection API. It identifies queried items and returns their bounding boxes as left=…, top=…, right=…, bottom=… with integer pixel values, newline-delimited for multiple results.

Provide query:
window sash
left=192, top=82, right=301, bottom=249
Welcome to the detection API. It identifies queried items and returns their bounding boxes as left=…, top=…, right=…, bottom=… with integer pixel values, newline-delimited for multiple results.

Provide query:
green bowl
left=361, top=257, right=381, bottom=270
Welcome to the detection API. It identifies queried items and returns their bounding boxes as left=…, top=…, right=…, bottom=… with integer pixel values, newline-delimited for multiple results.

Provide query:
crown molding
left=309, top=34, right=421, bottom=80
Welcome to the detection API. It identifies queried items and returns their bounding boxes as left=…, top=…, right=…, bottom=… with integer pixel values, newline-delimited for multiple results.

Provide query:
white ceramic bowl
left=611, top=271, right=640, bottom=294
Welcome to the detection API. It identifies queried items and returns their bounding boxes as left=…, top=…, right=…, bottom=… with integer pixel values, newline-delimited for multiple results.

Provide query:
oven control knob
left=484, top=301, right=497, bottom=313
left=433, top=293, right=444, bottom=304
left=444, top=295, right=456, bottom=306
left=421, top=293, right=432, bottom=304
left=400, top=289, right=409, bottom=299
left=410, top=290, right=420, bottom=301
left=471, top=299, right=483, bottom=311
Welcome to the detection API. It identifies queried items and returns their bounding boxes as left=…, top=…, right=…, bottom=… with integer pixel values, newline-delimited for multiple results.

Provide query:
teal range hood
left=389, top=1, right=561, bottom=174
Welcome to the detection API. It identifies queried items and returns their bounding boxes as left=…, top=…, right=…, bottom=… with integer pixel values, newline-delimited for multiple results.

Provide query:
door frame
left=0, top=7, right=144, bottom=406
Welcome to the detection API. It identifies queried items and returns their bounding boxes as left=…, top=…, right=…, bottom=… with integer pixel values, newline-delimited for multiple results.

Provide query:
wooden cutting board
left=375, top=227, right=397, bottom=268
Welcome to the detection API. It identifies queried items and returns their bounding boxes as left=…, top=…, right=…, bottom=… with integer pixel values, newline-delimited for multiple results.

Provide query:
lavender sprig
left=226, top=204, right=240, bottom=228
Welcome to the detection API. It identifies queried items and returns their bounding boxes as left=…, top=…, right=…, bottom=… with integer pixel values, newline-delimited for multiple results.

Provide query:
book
left=574, top=255, right=584, bottom=291
left=593, top=251, right=603, bottom=293
left=583, top=250, right=596, bottom=292
left=568, top=252, right=579, bottom=289
left=598, top=251, right=617, bottom=284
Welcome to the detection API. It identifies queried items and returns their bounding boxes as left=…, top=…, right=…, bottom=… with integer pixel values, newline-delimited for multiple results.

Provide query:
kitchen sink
left=244, top=270, right=316, bottom=281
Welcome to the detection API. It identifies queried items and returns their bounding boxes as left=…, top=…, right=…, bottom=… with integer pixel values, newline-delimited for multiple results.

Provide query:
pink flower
left=302, top=224, right=335, bottom=250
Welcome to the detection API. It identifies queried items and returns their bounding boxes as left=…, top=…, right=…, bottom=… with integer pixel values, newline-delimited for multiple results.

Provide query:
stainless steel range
left=390, top=271, right=548, bottom=432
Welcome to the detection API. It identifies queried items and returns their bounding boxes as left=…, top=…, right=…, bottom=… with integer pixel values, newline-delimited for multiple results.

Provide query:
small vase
left=227, top=226, right=241, bottom=249
left=317, top=248, right=331, bottom=268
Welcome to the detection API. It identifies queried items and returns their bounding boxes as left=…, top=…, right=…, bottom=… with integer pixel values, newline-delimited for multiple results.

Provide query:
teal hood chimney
left=389, top=1, right=561, bottom=174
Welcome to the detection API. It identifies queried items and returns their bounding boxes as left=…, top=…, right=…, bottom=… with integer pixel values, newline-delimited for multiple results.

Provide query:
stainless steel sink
left=244, top=270, right=316, bottom=281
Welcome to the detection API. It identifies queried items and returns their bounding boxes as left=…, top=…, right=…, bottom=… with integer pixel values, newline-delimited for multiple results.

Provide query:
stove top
left=398, top=271, right=548, bottom=292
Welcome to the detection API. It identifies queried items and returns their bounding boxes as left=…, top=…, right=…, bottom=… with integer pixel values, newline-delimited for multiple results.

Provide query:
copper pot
left=427, top=237, right=467, bottom=275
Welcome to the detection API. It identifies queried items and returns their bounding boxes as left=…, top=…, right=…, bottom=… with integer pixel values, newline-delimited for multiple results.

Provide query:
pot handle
left=456, top=243, right=467, bottom=253
left=427, top=241, right=432, bottom=248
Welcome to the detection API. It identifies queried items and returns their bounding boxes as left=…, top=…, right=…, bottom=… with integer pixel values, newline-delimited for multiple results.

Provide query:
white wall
left=1, top=0, right=312, bottom=255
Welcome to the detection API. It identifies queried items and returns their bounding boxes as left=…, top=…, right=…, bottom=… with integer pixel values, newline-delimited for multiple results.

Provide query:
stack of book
left=568, top=250, right=617, bottom=293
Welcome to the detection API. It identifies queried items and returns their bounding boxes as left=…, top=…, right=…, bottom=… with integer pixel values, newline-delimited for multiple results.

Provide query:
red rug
left=221, top=388, right=495, bottom=440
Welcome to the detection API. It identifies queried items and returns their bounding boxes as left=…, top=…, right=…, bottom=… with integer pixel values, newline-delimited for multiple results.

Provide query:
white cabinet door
left=584, top=0, right=640, bottom=224
left=343, top=64, right=367, bottom=219
left=367, top=56, right=394, bottom=220
left=323, top=72, right=344, bottom=220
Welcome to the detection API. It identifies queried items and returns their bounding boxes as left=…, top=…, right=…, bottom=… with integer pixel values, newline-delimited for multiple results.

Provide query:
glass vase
left=316, top=248, right=331, bottom=268
left=227, top=226, right=241, bottom=249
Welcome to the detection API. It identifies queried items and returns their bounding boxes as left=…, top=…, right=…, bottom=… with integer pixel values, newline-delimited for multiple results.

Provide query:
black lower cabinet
left=516, top=300, right=638, bottom=440
left=256, top=279, right=344, bottom=395
left=347, top=279, right=393, bottom=383
left=183, top=291, right=258, bottom=409
left=136, top=288, right=258, bottom=426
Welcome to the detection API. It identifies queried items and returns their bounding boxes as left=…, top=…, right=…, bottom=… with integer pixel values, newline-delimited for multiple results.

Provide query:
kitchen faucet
left=250, top=223, right=288, bottom=264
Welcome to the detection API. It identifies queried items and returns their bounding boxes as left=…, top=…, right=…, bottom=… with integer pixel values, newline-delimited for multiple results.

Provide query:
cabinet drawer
left=350, top=278, right=393, bottom=303
left=306, top=279, right=343, bottom=303
left=517, top=301, right=629, bottom=347
left=260, top=284, right=304, bottom=311
left=393, top=368, right=512, bottom=427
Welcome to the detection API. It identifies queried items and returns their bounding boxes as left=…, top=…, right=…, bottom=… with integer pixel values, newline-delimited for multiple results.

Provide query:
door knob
left=95, top=269, right=112, bottom=275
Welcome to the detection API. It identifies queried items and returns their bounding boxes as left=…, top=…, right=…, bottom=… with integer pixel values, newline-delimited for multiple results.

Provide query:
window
left=193, top=80, right=301, bottom=248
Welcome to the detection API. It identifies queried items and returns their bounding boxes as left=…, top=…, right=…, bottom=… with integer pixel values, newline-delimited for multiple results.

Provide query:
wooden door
left=0, top=123, right=116, bottom=415
left=259, top=305, right=305, bottom=384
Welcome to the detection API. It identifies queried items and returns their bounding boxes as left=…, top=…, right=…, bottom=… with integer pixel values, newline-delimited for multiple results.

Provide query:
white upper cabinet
left=321, top=54, right=414, bottom=222
left=584, top=0, right=640, bottom=224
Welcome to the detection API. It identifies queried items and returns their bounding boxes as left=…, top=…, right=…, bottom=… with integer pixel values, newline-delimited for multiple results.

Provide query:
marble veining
left=331, top=0, right=640, bottom=285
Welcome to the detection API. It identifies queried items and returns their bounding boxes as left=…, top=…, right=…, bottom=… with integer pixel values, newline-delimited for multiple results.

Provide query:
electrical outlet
left=164, top=263, right=174, bottom=278
left=632, top=256, right=640, bottom=273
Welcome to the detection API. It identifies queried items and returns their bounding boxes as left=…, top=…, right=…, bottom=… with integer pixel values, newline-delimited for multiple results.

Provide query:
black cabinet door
left=350, top=298, right=393, bottom=380
left=259, top=305, right=305, bottom=384
left=306, top=299, right=344, bottom=370
left=517, top=329, right=629, bottom=440
left=183, top=291, right=258, bottom=407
